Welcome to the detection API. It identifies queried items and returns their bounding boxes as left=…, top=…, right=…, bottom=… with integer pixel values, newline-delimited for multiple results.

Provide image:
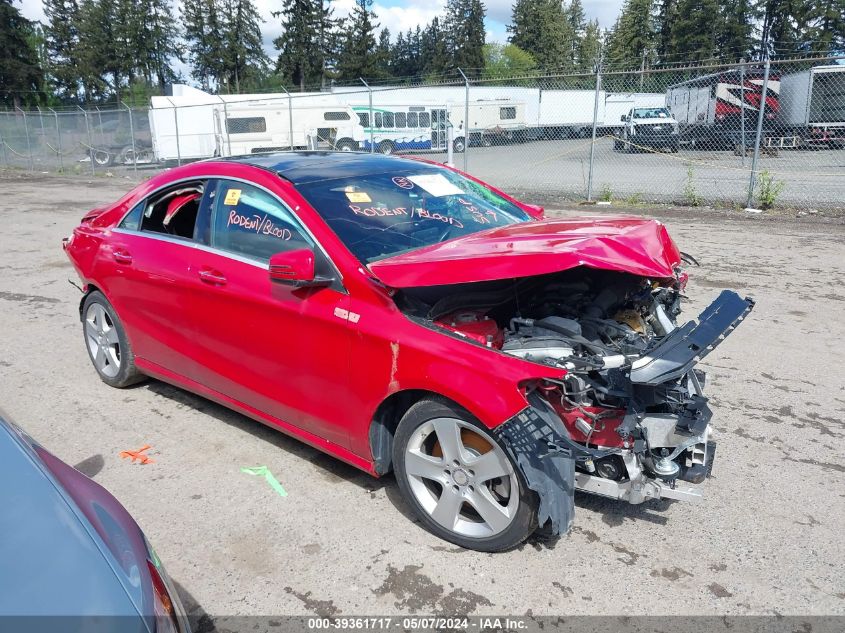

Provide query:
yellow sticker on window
left=224, top=188, right=242, bottom=205
left=346, top=191, right=372, bottom=202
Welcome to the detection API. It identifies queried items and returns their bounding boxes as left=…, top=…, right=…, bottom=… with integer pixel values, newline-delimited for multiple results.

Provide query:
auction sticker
left=392, top=176, right=414, bottom=189
left=224, top=188, right=242, bottom=206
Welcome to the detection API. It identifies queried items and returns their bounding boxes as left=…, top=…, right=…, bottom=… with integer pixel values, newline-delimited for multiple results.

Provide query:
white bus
left=351, top=104, right=450, bottom=154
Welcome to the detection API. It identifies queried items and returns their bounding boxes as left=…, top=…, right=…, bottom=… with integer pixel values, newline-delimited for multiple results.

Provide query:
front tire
left=335, top=139, right=356, bottom=152
left=393, top=398, right=538, bottom=552
left=378, top=141, right=395, bottom=155
left=82, top=291, right=144, bottom=388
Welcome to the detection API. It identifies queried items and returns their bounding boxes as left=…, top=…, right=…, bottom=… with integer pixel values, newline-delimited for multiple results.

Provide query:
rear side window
left=132, top=182, right=206, bottom=240
left=226, top=117, right=266, bottom=134
left=210, top=181, right=313, bottom=262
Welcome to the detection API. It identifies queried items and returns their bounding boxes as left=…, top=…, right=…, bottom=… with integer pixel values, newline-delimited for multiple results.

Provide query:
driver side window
left=210, top=180, right=313, bottom=262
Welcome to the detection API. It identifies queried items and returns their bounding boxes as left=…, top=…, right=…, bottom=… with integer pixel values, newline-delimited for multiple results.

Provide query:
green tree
left=482, top=43, right=537, bottom=79
left=509, top=0, right=573, bottom=71
left=420, top=17, right=449, bottom=78
left=0, top=0, right=43, bottom=108
left=335, top=0, right=382, bottom=80
left=182, top=0, right=227, bottom=89
left=577, top=19, right=602, bottom=72
left=220, top=0, right=269, bottom=92
left=604, top=0, right=655, bottom=68
left=274, top=0, right=320, bottom=90
left=128, top=0, right=180, bottom=92
left=669, top=0, right=720, bottom=61
left=715, top=0, right=756, bottom=61
left=805, top=0, right=845, bottom=53
left=445, top=0, right=486, bottom=77
left=74, top=0, right=135, bottom=101
left=43, top=0, right=81, bottom=100
left=376, top=28, right=392, bottom=76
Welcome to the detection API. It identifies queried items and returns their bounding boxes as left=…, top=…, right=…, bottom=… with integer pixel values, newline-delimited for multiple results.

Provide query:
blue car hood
left=0, top=423, right=144, bottom=629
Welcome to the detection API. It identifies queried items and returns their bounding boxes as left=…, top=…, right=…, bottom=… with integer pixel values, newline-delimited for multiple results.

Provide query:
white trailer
left=778, top=65, right=845, bottom=146
left=213, top=99, right=365, bottom=156
left=537, top=90, right=600, bottom=138
left=447, top=100, right=529, bottom=150
left=149, top=94, right=365, bottom=161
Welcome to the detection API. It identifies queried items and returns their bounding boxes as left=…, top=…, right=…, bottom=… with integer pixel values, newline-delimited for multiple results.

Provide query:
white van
left=214, top=100, right=366, bottom=156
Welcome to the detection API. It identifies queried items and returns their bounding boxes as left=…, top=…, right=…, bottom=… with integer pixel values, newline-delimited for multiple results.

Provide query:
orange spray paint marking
left=119, top=444, right=154, bottom=464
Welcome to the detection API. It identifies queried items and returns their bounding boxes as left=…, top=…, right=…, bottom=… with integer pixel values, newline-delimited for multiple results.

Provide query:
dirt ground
left=0, top=174, right=843, bottom=626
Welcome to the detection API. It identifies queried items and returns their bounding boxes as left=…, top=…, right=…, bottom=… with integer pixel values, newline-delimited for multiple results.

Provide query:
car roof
left=224, top=151, right=441, bottom=185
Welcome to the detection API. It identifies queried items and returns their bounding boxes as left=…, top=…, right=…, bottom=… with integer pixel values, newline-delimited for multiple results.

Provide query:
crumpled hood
left=368, top=216, right=682, bottom=288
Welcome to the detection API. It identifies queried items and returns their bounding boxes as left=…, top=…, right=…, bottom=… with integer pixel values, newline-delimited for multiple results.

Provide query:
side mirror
left=620, top=114, right=627, bottom=122
left=269, top=249, right=332, bottom=288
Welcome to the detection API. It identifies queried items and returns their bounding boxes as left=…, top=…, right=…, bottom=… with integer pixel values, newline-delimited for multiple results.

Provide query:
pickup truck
left=615, top=107, right=680, bottom=152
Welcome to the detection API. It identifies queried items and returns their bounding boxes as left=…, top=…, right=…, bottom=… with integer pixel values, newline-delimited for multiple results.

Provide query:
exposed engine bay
left=397, top=267, right=754, bottom=532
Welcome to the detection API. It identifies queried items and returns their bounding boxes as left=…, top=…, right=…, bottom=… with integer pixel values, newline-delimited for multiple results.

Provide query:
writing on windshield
left=295, top=168, right=530, bottom=263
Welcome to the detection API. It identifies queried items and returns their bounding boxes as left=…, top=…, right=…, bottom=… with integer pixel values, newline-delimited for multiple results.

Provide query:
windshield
left=295, top=167, right=531, bottom=263
left=633, top=107, right=671, bottom=119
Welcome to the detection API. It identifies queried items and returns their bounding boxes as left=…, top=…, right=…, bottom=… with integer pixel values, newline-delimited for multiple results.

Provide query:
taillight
left=147, top=559, right=182, bottom=633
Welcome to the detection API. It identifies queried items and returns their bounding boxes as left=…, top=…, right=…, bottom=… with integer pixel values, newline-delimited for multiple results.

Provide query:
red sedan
left=64, top=152, right=753, bottom=551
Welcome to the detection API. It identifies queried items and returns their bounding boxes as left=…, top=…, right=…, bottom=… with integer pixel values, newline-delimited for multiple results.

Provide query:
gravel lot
left=0, top=174, right=843, bottom=627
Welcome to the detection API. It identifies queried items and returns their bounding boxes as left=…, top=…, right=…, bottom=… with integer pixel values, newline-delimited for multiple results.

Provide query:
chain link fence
left=2, top=56, right=843, bottom=212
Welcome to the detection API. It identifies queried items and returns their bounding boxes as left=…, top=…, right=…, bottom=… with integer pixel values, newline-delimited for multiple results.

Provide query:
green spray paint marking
left=240, top=466, right=288, bottom=497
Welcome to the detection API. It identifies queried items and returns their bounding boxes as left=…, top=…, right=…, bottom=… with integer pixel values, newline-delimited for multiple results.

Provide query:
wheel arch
left=78, top=282, right=105, bottom=320
left=368, top=389, right=474, bottom=476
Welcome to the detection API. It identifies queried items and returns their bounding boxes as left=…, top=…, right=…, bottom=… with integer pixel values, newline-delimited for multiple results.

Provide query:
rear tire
left=378, top=141, right=395, bottom=155
left=393, top=397, right=538, bottom=552
left=452, top=137, right=466, bottom=153
left=82, top=291, right=144, bottom=388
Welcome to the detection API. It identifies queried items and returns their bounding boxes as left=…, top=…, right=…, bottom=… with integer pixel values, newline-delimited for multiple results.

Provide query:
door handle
left=112, top=249, right=132, bottom=264
left=198, top=269, right=227, bottom=285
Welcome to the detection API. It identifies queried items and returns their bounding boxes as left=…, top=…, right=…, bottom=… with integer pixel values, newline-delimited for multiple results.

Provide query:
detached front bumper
left=495, top=291, right=754, bottom=536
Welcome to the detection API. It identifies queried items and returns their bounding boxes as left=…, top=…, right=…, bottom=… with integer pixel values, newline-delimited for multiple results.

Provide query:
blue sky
left=18, top=0, right=624, bottom=58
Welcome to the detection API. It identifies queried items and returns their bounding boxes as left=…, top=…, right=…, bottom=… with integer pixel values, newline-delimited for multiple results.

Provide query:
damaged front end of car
left=395, top=266, right=754, bottom=536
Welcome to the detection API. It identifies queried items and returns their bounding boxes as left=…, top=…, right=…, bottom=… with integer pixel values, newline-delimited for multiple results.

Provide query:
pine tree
left=274, top=0, right=320, bottom=90
left=577, top=19, right=602, bottom=72
left=220, top=0, right=269, bottom=92
left=74, top=0, right=135, bottom=100
left=445, top=0, right=486, bottom=77
left=715, top=0, right=756, bottom=62
left=669, top=0, right=720, bottom=61
left=376, top=28, right=392, bottom=77
left=335, top=0, right=381, bottom=80
left=604, top=0, right=655, bottom=68
left=0, top=0, right=43, bottom=107
left=805, top=0, right=845, bottom=54
left=421, top=17, right=449, bottom=78
left=509, top=0, right=574, bottom=72
left=128, top=0, right=180, bottom=92
left=654, top=0, right=677, bottom=61
left=43, top=0, right=81, bottom=100
left=182, top=0, right=222, bottom=88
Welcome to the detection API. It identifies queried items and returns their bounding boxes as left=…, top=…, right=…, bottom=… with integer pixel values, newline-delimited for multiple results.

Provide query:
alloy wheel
left=403, top=417, right=519, bottom=538
left=85, top=303, right=121, bottom=378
